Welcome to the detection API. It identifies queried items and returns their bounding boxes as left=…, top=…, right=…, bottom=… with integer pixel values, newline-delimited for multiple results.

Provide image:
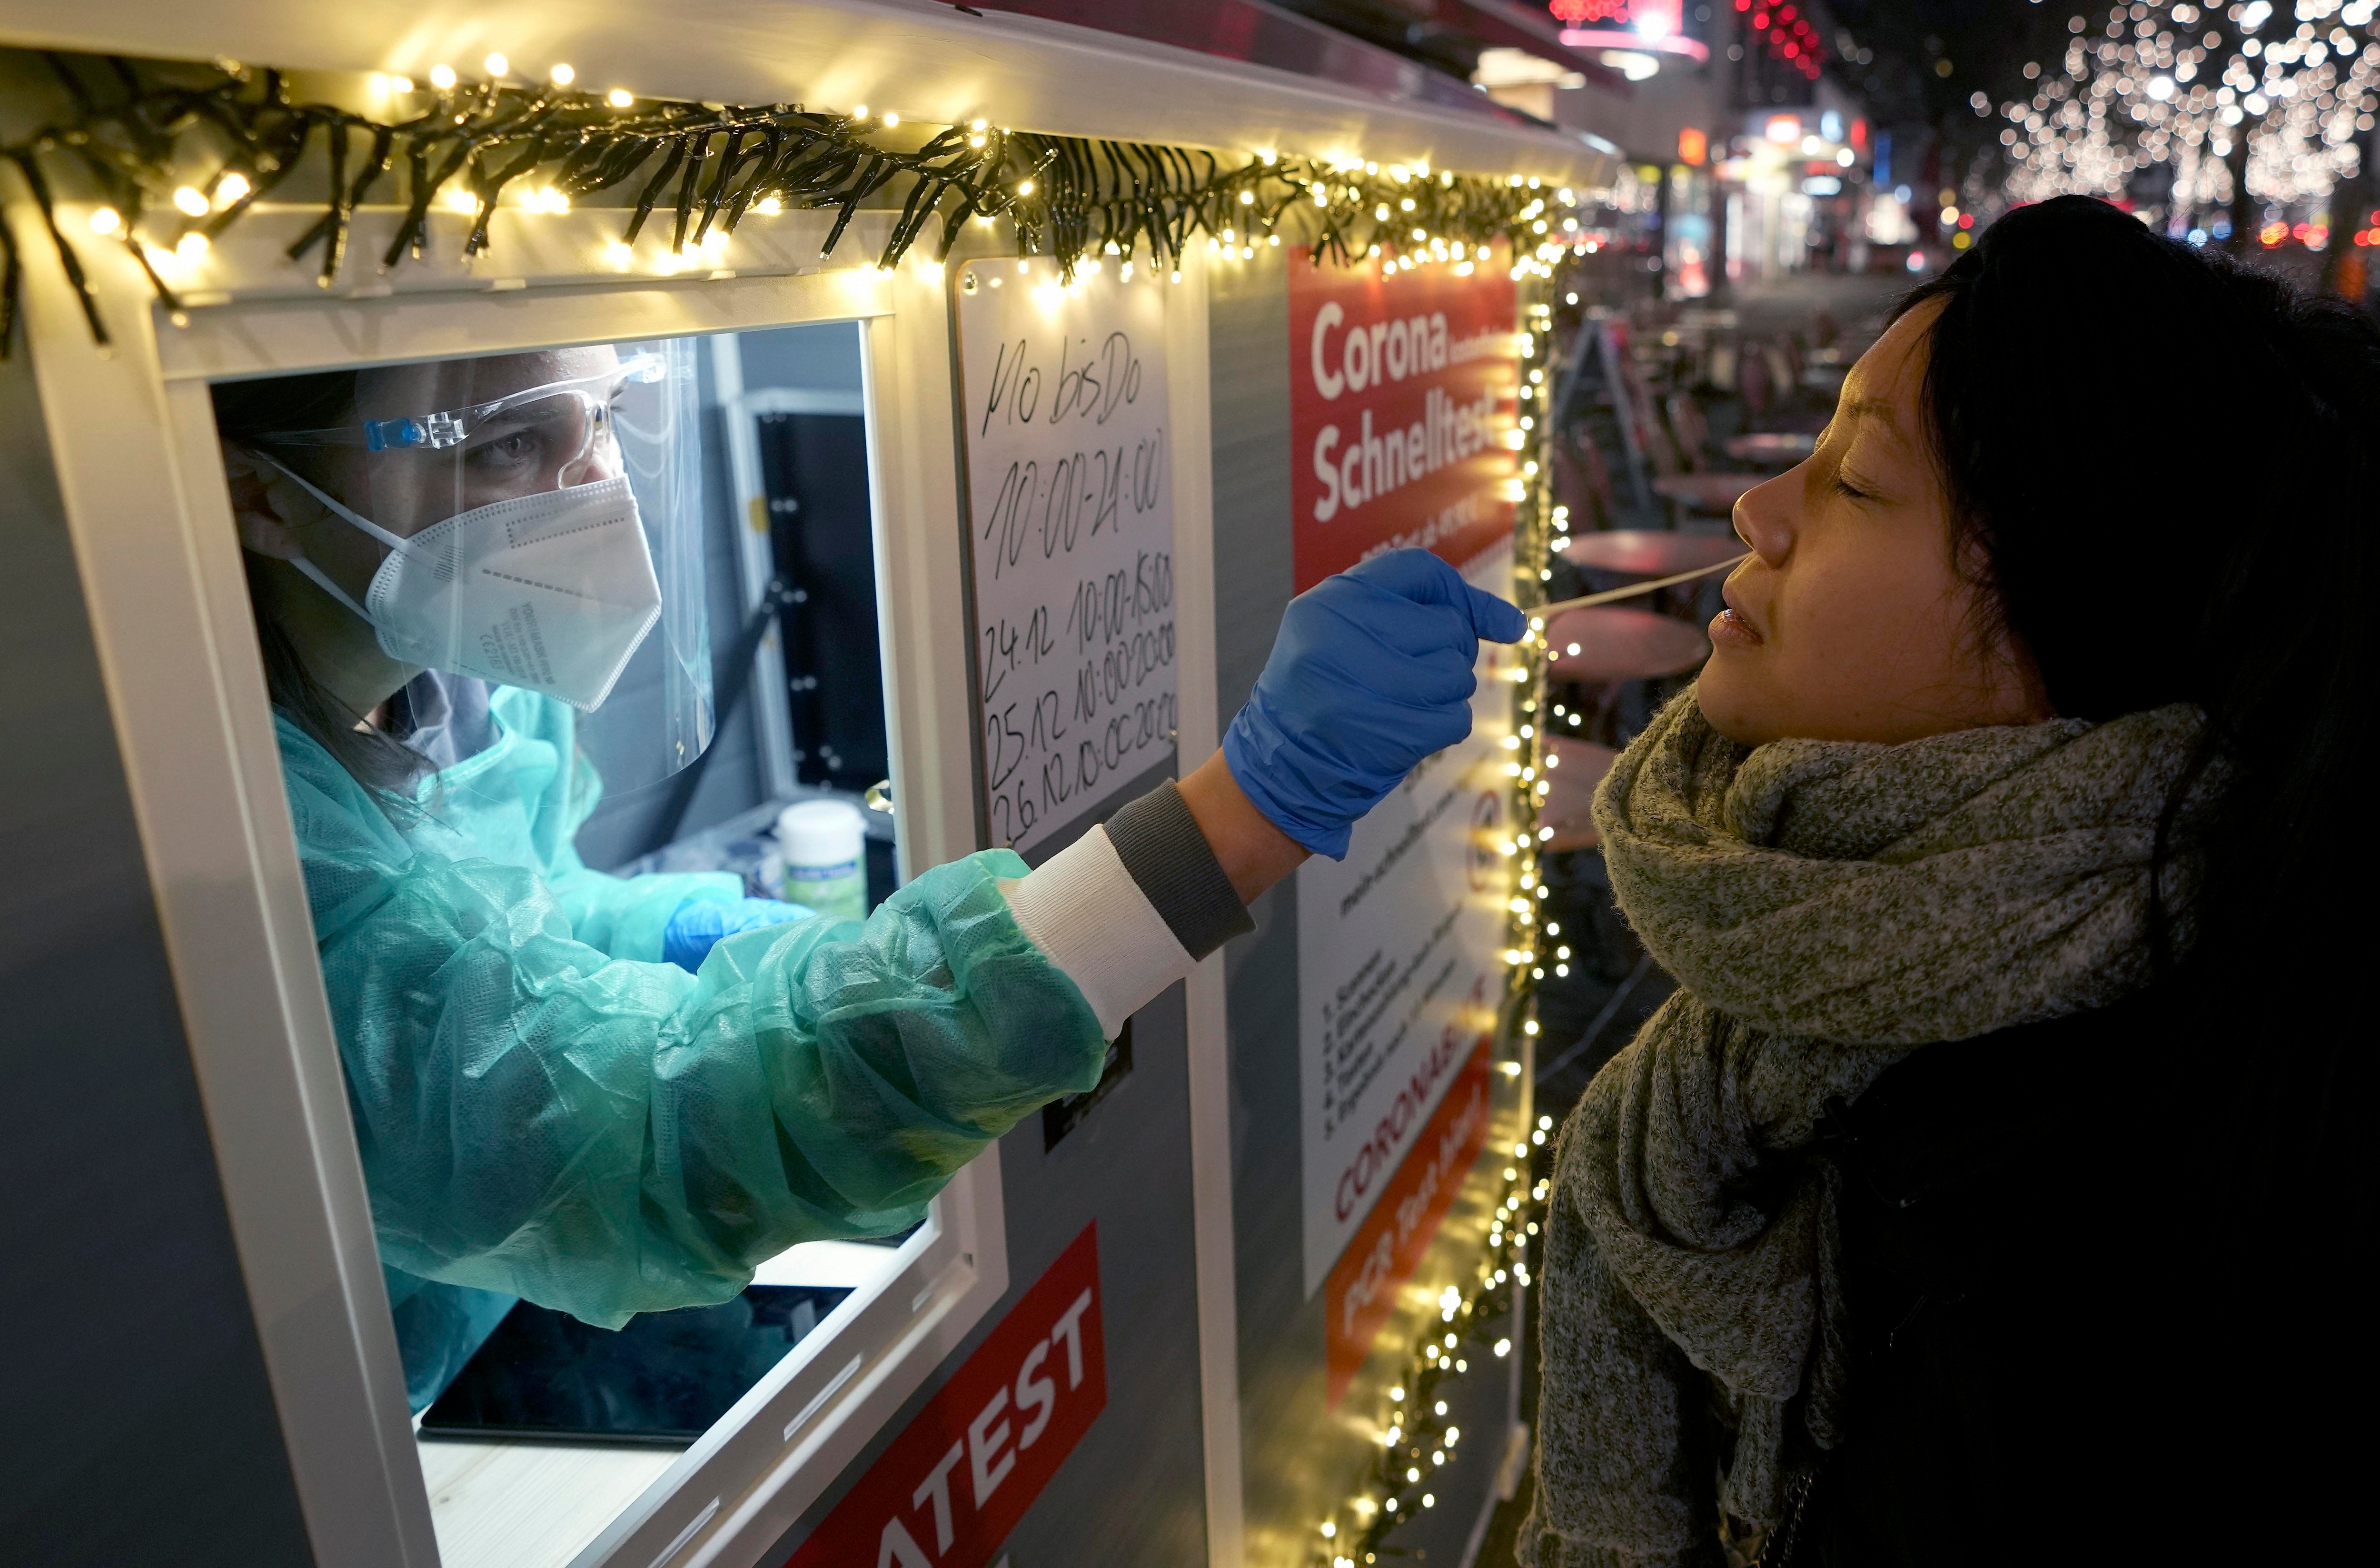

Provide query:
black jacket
left=1795, top=989, right=2353, bottom=1565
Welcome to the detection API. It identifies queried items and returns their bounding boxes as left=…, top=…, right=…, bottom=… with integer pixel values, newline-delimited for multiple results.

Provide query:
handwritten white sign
left=954, top=259, right=1177, bottom=854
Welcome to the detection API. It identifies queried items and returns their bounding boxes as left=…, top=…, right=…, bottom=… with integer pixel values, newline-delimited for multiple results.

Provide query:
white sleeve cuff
left=1001, top=825, right=1200, bottom=1039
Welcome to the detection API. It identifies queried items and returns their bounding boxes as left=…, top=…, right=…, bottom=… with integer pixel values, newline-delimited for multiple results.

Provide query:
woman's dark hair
left=211, top=370, right=430, bottom=797
left=1897, top=196, right=2371, bottom=1498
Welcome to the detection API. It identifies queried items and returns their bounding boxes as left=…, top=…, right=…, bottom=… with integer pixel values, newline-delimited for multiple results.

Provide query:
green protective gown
left=276, top=686, right=1107, bottom=1411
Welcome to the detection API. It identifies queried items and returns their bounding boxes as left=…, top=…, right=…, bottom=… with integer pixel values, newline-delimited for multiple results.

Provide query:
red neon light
left=1549, top=0, right=1634, bottom=22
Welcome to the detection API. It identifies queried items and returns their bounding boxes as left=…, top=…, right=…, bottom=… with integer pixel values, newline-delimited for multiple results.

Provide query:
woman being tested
left=215, top=353, right=1522, bottom=1411
left=1521, top=196, right=2368, bottom=1564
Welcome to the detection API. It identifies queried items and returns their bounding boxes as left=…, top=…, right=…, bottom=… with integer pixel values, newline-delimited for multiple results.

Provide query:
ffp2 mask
left=264, top=458, right=663, bottom=712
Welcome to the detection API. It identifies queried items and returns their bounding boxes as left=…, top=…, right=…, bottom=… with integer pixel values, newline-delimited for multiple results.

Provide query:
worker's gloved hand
left=662, top=896, right=816, bottom=973
left=1223, top=548, right=1528, bottom=860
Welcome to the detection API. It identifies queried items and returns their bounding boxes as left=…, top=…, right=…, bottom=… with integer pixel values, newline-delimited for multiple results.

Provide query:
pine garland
left=0, top=48, right=1577, bottom=354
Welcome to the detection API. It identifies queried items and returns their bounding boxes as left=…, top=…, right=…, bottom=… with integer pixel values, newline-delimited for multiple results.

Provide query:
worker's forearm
left=1175, top=749, right=1310, bottom=906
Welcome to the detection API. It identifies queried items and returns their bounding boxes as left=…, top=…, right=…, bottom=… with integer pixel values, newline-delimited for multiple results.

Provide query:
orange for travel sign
left=1322, top=1034, right=1495, bottom=1406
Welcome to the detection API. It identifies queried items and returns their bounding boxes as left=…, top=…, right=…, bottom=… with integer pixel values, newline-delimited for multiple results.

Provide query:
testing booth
left=0, top=3, right=1613, bottom=1564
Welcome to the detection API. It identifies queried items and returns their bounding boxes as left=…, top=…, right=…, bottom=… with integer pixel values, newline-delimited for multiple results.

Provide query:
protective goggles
left=263, top=353, right=665, bottom=455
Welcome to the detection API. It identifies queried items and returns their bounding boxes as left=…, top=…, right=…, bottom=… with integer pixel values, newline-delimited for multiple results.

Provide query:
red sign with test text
left=1287, top=245, right=1520, bottom=592
left=783, top=1225, right=1106, bottom=1568
left=1321, top=1034, right=1494, bottom=1406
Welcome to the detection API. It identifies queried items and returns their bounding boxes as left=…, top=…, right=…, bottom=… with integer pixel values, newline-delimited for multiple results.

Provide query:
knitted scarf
left=1519, top=686, right=2210, bottom=1568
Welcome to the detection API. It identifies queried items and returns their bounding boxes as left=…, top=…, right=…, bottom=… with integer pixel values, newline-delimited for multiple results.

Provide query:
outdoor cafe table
left=1538, top=737, right=1621, bottom=851
left=1546, top=606, right=1710, bottom=685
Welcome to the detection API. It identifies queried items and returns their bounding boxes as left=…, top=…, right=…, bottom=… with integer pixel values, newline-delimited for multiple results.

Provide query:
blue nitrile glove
left=1223, top=548, right=1530, bottom=860
left=661, top=896, right=816, bottom=973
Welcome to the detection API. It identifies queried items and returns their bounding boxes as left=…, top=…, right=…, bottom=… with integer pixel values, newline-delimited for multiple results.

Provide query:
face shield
left=246, top=337, right=713, bottom=793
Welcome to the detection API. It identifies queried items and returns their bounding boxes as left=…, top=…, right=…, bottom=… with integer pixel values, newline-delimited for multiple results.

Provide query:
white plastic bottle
left=776, top=799, right=869, bottom=921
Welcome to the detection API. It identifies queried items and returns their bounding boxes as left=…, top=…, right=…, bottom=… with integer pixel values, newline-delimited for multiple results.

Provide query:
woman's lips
left=1710, top=585, right=1765, bottom=649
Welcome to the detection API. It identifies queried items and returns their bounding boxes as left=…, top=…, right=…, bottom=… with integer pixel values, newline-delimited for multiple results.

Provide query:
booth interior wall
left=736, top=323, right=865, bottom=400
left=0, top=344, right=316, bottom=1567
left=571, top=318, right=889, bottom=879
left=571, top=334, right=779, bottom=870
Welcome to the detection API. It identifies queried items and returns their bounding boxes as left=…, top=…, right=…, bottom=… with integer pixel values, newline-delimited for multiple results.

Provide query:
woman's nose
left=1731, top=469, right=1797, bottom=566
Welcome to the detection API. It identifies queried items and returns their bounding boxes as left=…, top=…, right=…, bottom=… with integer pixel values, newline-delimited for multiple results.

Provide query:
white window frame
left=9, top=197, right=1003, bottom=1568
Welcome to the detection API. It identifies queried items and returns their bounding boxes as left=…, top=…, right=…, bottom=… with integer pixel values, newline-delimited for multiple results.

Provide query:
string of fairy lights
left=1983, top=0, right=2380, bottom=237
left=0, top=48, right=1583, bottom=355
left=1305, top=293, right=1571, bottom=1568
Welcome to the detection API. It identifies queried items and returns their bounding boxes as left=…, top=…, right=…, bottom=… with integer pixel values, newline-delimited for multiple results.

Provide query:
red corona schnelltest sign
left=1287, top=245, right=1521, bottom=592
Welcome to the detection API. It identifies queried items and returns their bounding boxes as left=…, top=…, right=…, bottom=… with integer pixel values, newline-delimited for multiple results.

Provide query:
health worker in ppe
left=213, top=339, right=1527, bottom=1412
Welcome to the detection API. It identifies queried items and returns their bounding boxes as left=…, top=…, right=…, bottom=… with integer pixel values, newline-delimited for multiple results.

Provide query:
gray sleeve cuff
left=1102, top=780, right=1258, bottom=960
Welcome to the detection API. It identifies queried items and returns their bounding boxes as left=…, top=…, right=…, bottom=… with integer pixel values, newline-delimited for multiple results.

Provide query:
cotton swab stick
left=1532, top=552, right=1750, bottom=621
